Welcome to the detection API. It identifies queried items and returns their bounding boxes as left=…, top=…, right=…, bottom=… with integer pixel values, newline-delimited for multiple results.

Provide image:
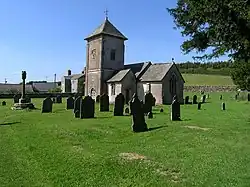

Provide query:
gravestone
left=125, top=107, right=130, bottom=115
left=202, top=95, right=206, bottom=103
left=144, top=92, right=154, bottom=114
left=52, top=97, right=56, bottom=103
left=185, top=96, right=189, bottom=104
left=220, top=95, right=223, bottom=100
left=221, top=102, right=226, bottom=110
left=25, top=96, right=31, bottom=103
left=13, top=94, right=21, bottom=103
left=2, top=101, right=6, bottom=106
left=198, top=102, right=202, bottom=110
left=56, top=95, right=62, bottom=104
left=114, top=93, right=125, bottom=116
left=96, top=95, right=100, bottom=103
left=193, top=95, right=198, bottom=104
left=171, top=95, right=181, bottom=121
left=80, top=96, right=95, bottom=118
left=235, top=94, right=238, bottom=100
left=100, top=94, right=109, bottom=112
left=248, top=93, right=250, bottom=101
left=74, top=96, right=81, bottom=118
left=152, top=97, right=156, bottom=106
left=207, top=94, right=209, bottom=99
left=148, top=111, right=153, bottom=119
left=160, top=108, right=164, bottom=113
left=66, top=96, right=74, bottom=110
left=131, top=94, right=148, bottom=132
left=41, top=97, right=53, bottom=113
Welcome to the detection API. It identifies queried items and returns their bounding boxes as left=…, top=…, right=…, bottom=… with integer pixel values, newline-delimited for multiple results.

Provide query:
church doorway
left=125, top=89, right=130, bottom=104
left=90, top=88, right=96, bottom=99
left=170, top=74, right=177, bottom=100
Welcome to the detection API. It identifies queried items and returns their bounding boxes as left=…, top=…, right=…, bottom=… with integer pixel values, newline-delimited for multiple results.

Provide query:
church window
left=110, top=49, right=116, bottom=61
left=111, top=84, right=115, bottom=95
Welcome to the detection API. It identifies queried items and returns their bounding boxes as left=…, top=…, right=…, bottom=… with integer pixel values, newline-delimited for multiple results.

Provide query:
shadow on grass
left=148, top=126, right=166, bottom=131
left=0, top=122, right=20, bottom=126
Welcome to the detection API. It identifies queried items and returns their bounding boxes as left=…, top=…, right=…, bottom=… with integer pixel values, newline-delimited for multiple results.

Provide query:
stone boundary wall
left=184, top=85, right=237, bottom=92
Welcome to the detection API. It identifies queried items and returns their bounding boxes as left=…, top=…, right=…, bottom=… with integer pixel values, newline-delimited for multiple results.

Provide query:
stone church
left=72, top=17, right=185, bottom=104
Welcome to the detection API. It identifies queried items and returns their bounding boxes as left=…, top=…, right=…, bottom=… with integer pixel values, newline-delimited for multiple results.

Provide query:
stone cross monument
left=20, top=71, right=27, bottom=103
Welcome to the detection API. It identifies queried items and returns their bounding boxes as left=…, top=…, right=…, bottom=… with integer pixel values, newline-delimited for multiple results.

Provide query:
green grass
left=183, top=74, right=235, bottom=86
left=0, top=93, right=250, bottom=187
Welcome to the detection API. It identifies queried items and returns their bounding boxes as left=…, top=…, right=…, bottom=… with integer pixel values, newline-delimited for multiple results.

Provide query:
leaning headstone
left=56, top=95, right=62, bottom=104
left=152, top=97, right=156, bottom=106
left=66, top=96, right=74, bottom=110
left=171, top=95, right=181, bottom=121
left=2, top=101, right=6, bottom=106
left=114, top=93, right=125, bottom=116
left=185, top=96, right=189, bottom=104
left=41, top=97, right=53, bottom=113
left=193, top=95, right=198, bottom=104
left=74, top=96, right=81, bottom=118
left=13, top=94, right=21, bottom=103
left=131, top=94, right=148, bottom=132
left=220, top=95, right=223, bottom=100
left=125, top=107, right=130, bottom=115
left=96, top=95, right=100, bottom=103
left=100, top=94, right=109, bottom=112
left=202, top=95, right=206, bottom=103
left=148, top=111, right=153, bottom=119
left=197, top=102, right=202, bottom=110
left=221, top=102, right=226, bottom=110
left=144, top=93, right=154, bottom=114
left=80, top=96, right=95, bottom=118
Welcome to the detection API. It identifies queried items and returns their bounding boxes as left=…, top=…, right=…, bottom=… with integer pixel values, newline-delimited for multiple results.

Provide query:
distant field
left=183, top=74, right=235, bottom=86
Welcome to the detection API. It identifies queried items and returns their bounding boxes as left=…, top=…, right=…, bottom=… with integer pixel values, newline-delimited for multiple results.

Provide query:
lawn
left=183, top=74, right=235, bottom=86
left=0, top=93, right=250, bottom=187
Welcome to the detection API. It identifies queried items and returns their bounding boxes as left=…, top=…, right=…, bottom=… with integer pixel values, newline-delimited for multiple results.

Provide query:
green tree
left=231, top=60, right=250, bottom=90
left=167, top=0, right=250, bottom=89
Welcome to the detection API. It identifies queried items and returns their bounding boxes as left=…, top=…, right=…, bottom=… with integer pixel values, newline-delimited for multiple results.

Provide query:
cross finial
left=104, top=9, right=109, bottom=19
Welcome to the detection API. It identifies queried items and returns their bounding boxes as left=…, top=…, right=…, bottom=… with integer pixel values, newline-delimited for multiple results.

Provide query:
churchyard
left=0, top=92, right=250, bottom=186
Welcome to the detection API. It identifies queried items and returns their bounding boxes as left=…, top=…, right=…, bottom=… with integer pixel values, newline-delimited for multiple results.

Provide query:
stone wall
left=184, top=85, right=237, bottom=92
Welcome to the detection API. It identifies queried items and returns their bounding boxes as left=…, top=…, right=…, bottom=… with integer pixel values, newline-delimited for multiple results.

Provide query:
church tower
left=84, top=14, right=127, bottom=98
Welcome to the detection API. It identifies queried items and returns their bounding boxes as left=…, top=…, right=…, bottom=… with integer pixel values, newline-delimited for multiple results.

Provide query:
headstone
left=248, top=93, right=250, bottom=101
left=220, top=95, right=223, bottom=100
left=66, top=96, right=74, bottom=110
left=185, top=96, right=189, bottom=104
left=114, top=93, right=125, bottom=116
left=200, top=90, right=204, bottom=95
left=207, top=94, right=209, bottom=99
left=74, top=96, right=81, bottom=118
left=125, top=107, right=130, bottom=114
left=25, top=96, right=31, bottom=103
left=52, top=97, right=56, bottom=103
left=131, top=94, right=148, bottom=132
left=221, top=102, right=226, bottom=110
left=148, top=111, right=153, bottom=119
left=41, top=97, right=53, bottom=113
left=235, top=94, right=238, bottom=100
left=193, top=95, right=198, bottom=104
left=100, top=94, right=109, bottom=112
left=96, top=95, right=100, bottom=103
left=13, top=94, right=21, bottom=103
left=202, top=95, right=206, bottom=103
left=171, top=95, right=181, bottom=121
left=144, top=93, right=154, bottom=114
left=198, top=102, right=202, bottom=110
left=152, top=97, right=156, bottom=106
left=56, top=95, right=62, bottom=103
left=160, top=108, right=164, bottom=113
left=2, top=101, right=6, bottom=106
left=80, top=96, right=95, bottom=118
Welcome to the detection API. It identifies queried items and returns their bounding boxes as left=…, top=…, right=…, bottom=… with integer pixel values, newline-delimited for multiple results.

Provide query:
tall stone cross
left=104, top=9, right=109, bottom=19
left=21, top=71, right=26, bottom=100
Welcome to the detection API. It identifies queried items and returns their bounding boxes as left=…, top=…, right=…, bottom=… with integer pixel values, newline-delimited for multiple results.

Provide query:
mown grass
left=183, top=74, right=235, bottom=86
left=0, top=92, right=249, bottom=187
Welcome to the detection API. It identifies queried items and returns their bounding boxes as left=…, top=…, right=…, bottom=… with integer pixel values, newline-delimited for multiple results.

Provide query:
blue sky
left=0, top=0, right=229, bottom=83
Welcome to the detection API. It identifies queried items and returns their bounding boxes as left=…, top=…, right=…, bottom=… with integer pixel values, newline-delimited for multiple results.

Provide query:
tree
left=167, top=0, right=250, bottom=89
left=231, top=60, right=250, bottom=90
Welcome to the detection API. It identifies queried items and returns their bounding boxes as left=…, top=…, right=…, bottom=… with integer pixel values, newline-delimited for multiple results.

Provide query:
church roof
left=84, top=18, right=128, bottom=40
left=124, top=62, right=151, bottom=78
left=139, top=63, right=173, bottom=82
left=107, top=69, right=131, bottom=83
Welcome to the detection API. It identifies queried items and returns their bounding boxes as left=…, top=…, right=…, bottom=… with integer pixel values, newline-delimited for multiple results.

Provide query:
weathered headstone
left=74, top=96, right=81, bottom=118
left=248, top=93, right=250, bottom=101
left=56, top=95, right=62, bottom=104
left=100, top=94, right=109, bottom=112
left=41, top=97, right=53, bottom=113
left=2, top=101, right=6, bottom=106
left=131, top=94, right=148, bottom=132
left=125, top=107, right=130, bottom=114
left=152, top=97, right=156, bottom=106
left=160, top=108, right=164, bottom=113
left=207, top=94, right=209, bottom=99
left=144, top=92, right=154, bottom=114
left=114, top=93, right=125, bottom=116
left=66, top=96, right=74, bottom=110
left=171, top=95, right=181, bottom=121
left=148, top=111, right=153, bottom=119
left=202, top=95, right=206, bottom=103
left=221, top=102, right=226, bottom=110
left=198, top=102, right=202, bottom=110
left=13, top=94, right=21, bottom=103
left=52, top=97, right=56, bottom=103
left=96, top=95, right=100, bottom=103
left=220, top=95, right=223, bottom=100
left=235, top=94, right=238, bottom=100
left=185, top=96, right=189, bottom=104
left=80, top=96, right=95, bottom=118
left=193, top=95, right=198, bottom=104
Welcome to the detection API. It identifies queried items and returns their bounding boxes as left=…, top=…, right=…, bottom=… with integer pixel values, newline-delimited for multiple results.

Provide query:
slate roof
left=32, top=82, right=58, bottom=92
left=139, top=63, right=173, bottom=82
left=124, top=62, right=151, bottom=78
left=0, top=84, right=34, bottom=93
left=107, top=69, right=131, bottom=83
left=70, top=74, right=84, bottom=80
left=84, top=18, right=127, bottom=40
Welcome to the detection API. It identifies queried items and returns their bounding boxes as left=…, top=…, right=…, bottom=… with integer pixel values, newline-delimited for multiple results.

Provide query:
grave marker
left=41, top=97, right=53, bottom=113
left=80, top=96, right=95, bottom=118
left=66, top=96, right=74, bottom=110
left=114, top=93, right=125, bottom=116
left=100, top=94, right=109, bottom=112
